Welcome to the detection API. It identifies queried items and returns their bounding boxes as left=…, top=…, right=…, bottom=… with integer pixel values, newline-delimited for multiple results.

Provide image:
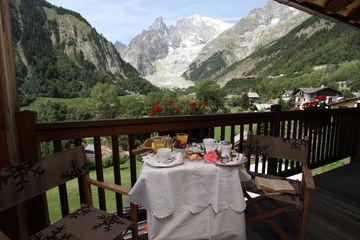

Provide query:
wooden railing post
left=268, top=104, right=282, bottom=174
left=350, top=104, right=360, bottom=163
left=16, top=111, right=50, bottom=235
left=0, top=0, right=28, bottom=238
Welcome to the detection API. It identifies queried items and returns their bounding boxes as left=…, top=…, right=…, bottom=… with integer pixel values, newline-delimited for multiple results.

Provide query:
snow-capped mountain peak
left=150, top=17, right=167, bottom=31
left=170, top=15, right=233, bottom=44
left=121, top=15, right=232, bottom=87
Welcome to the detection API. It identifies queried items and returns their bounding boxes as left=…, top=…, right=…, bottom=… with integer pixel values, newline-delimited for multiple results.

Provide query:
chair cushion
left=243, top=172, right=302, bottom=207
left=28, top=205, right=132, bottom=240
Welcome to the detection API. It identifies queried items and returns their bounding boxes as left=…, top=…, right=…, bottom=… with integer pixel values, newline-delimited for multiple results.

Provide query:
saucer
left=143, top=152, right=185, bottom=168
left=215, top=154, right=248, bottom=167
left=154, top=152, right=176, bottom=163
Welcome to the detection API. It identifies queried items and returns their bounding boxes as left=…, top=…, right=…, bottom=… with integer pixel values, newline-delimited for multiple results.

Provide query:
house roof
left=294, top=87, right=341, bottom=95
left=275, top=0, right=360, bottom=30
left=328, top=97, right=360, bottom=106
left=282, top=90, right=293, bottom=95
left=247, top=92, right=259, bottom=98
left=225, top=94, right=237, bottom=99
left=353, top=91, right=360, bottom=97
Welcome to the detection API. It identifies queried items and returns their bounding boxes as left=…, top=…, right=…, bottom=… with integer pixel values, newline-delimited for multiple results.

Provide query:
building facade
left=294, top=87, right=341, bottom=109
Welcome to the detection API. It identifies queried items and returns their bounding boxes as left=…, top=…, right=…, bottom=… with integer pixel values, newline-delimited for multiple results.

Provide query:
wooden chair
left=0, top=146, right=138, bottom=240
left=243, top=133, right=315, bottom=240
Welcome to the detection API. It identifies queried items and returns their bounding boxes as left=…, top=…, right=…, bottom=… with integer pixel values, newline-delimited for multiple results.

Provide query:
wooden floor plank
left=245, top=161, right=360, bottom=239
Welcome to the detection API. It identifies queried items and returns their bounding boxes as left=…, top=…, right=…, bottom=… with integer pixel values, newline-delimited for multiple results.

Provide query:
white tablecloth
left=129, top=158, right=248, bottom=240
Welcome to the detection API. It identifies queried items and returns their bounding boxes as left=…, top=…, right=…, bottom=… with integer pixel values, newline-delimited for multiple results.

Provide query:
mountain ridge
left=183, top=0, right=309, bottom=82
left=11, top=0, right=158, bottom=105
left=221, top=16, right=360, bottom=98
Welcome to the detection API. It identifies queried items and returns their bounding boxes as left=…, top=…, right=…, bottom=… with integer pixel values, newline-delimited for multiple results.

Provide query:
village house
left=294, top=86, right=341, bottom=109
left=281, top=90, right=294, bottom=102
left=352, top=91, right=360, bottom=98
left=247, top=91, right=259, bottom=104
left=336, top=80, right=358, bottom=91
left=329, top=97, right=360, bottom=109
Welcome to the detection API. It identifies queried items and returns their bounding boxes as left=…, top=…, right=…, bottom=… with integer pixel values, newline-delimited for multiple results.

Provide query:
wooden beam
left=17, top=112, right=50, bottom=234
left=347, top=6, right=360, bottom=21
left=313, top=0, right=330, bottom=7
left=0, top=0, right=27, bottom=239
left=0, top=0, right=19, bottom=166
left=338, top=0, right=360, bottom=17
left=296, top=0, right=329, bottom=7
left=325, top=0, right=353, bottom=13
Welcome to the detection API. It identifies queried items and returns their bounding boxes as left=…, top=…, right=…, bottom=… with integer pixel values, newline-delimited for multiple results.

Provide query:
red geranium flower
left=202, top=102, right=209, bottom=107
left=175, top=107, right=181, bottom=113
left=167, top=99, right=175, bottom=106
left=152, top=105, right=162, bottom=113
left=315, top=96, right=327, bottom=102
left=189, top=101, right=198, bottom=107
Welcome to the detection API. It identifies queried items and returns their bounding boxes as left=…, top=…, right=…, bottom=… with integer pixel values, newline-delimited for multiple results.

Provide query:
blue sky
left=47, top=0, right=267, bottom=44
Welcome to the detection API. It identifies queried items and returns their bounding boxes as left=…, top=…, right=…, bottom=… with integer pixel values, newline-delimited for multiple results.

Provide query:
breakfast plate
left=143, top=152, right=185, bottom=168
left=215, top=153, right=248, bottom=167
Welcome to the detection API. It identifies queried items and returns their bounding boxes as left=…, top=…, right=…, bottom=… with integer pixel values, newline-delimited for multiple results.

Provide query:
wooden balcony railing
left=16, top=105, right=360, bottom=234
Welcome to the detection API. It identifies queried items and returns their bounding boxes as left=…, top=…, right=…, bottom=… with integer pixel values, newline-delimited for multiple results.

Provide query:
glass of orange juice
left=175, top=133, right=188, bottom=149
left=152, top=138, right=166, bottom=152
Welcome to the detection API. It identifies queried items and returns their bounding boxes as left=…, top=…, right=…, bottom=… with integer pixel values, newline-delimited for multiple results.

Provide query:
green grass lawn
left=23, top=96, right=144, bottom=111
left=214, top=125, right=256, bottom=142
left=46, top=159, right=142, bottom=223
left=23, top=97, right=86, bottom=111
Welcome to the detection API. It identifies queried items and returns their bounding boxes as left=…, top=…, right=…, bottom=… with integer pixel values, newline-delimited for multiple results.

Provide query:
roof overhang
left=275, top=0, right=360, bottom=30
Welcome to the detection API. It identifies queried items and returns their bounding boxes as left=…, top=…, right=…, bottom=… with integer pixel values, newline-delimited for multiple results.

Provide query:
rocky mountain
left=114, top=41, right=127, bottom=55
left=10, top=0, right=157, bottom=105
left=183, top=0, right=310, bottom=82
left=121, top=15, right=232, bottom=88
left=221, top=16, right=360, bottom=96
left=122, top=17, right=170, bottom=76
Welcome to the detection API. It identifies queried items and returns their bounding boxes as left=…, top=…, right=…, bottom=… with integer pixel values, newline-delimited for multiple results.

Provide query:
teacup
left=203, top=138, right=216, bottom=151
left=157, top=148, right=172, bottom=162
left=220, top=142, right=232, bottom=157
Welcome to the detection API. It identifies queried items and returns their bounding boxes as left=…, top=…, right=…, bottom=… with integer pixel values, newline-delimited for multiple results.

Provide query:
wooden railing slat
left=210, top=127, right=215, bottom=138
left=111, top=136, right=123, bottom=216
left=94, top=137, right=106, bottom=211
left=238, top=124, right=244, bottom=154
left=74, top=138, right=86, bottom=204
left=334, top=114, right=341, bottom=157
left=128, top=134, right=137, bottom=187
left=53, top=140, right=69, bottom=217
left=316, top=120, right=323, bottom=163
left=329, top=115, right=337, bottom=159
left=254, top=123, right=260, bottom=173
left=220, top=126, right=225, bottom=141
left=230, top=125, right=235, bottom=147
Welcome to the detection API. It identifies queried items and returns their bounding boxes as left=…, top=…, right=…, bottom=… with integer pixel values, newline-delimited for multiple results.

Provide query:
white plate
left=143, top=152, right=185, bottom=168
left=215, top=154, right=248, bottom=167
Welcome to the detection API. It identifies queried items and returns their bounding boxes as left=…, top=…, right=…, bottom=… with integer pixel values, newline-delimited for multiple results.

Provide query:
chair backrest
left=0, top=146, right=88, bottom=212
left=245, top=134, right=309, bottom=163
left=0, top=230, right=10, bottom=240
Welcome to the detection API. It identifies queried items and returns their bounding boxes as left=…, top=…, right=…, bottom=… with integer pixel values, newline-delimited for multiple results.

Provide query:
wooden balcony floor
left=136, top=161, right=360, bottom=240
left=247, top=161, right=360, bottom=240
